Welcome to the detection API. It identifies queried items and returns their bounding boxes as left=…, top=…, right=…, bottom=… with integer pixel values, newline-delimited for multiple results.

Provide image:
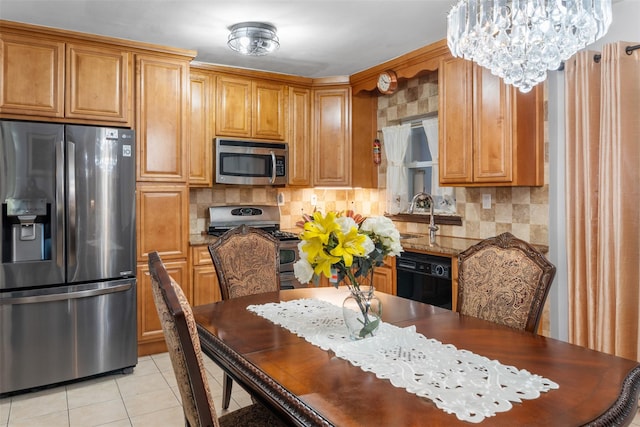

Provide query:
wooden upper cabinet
left=473, top=65, right=512, bottom=183
left=188, top=70, right=213, bottom=186
left=136, top=54, right=189, bottom=182
left=351, top=91, right=379, bottom=188
left=0, top=33, right=132, bottom=125
left=253, top=80, right=286, bottom=140
left=65, top=43, right=132, bottom=125
left=216, top=75, right=286, bottom=140
left=0, top=33, right=64, bottom=117
left=439, top=57, right=473, bottom=183
left=313, top=86, right=351, bottom=186
left=288, top=86, right=311, bottom=186
left=439, top=57, right=543, bottom=187
left=216, top=76, right=251, bottom=137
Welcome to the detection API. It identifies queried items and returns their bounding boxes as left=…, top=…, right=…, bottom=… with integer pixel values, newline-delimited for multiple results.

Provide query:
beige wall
left=190, top=71, right=549, bottom=246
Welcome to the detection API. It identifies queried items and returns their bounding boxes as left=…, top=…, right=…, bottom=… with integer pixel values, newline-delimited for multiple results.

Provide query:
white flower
left=361, top=216, right=403, bottom=257
left=362, top=235, right=375, bottom=256
left=361, top=216, right=399, bottom=239
left=293, top=258, right=314, bottom=284
left=335, top=216, right=358, bottom=234
left=297, top=240, right=309, bottom=261
left=385, top=238, right=404, bottom=257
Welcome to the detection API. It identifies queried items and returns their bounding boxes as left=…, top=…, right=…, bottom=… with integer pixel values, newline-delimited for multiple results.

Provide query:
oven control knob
left=433, top=264, right=446, bottom=277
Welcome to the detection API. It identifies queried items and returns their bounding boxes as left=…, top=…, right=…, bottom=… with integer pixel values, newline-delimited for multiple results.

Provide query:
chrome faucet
left=408, top=192, right=439, bottom=245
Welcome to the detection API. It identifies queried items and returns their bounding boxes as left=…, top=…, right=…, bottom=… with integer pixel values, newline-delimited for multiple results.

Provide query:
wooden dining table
left=193, top=287, right=640, bottom=426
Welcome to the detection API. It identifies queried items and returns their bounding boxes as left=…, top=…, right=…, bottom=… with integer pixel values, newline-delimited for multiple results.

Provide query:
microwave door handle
left=270, top=150, right=276, bottom=184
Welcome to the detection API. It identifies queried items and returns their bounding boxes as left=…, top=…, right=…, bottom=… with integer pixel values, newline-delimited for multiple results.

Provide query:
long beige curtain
left=565, top=42, right=640, bottom=361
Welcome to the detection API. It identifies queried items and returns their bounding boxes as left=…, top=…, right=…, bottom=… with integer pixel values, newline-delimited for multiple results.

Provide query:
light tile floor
left=0, top=353, right=253, bottom=427
left=2, top=352, right=639, bottom=426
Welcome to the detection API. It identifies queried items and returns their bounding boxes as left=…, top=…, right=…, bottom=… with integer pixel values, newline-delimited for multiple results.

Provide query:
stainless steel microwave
left=215, top=138, right=288, bottom=186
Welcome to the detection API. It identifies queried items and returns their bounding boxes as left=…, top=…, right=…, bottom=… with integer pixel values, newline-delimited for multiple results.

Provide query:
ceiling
left=0, top=0, right=455, bottom=78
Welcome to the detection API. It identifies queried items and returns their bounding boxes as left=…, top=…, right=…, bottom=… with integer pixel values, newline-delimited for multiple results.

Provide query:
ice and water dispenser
left=2, top=198, right=51, bottom=262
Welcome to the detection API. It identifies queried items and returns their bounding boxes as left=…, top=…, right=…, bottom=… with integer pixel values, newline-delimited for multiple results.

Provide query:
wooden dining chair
left=148, top=251, right=286, bottom=427
left=457, top=232, right=556, bottom=333
left=207, top=224, right=280, bottom=409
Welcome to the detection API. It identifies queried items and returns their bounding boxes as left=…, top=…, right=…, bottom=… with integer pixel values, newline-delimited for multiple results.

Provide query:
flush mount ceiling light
left=447, top=0, right=612, bottom=92
left=227, top=22, right=280, bottom=56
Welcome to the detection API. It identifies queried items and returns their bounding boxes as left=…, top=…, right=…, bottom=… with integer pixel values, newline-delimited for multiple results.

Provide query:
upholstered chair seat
left=457, top=232, right=556, bottom=333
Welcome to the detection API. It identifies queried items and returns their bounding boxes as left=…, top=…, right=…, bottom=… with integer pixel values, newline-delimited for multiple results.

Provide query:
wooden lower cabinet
left=191, top=245, right=221, bottom=306
left=136, top=183, right=189, bottom=260
left=135, top=183, right=189, bottom=355
left=373, top=257, right=396, bottom=295
left=137, top=259, right=188, bottom=356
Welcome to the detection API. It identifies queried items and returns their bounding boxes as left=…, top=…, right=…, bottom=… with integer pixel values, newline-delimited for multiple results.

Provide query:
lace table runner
left=247, top=298, right=559, bottom=423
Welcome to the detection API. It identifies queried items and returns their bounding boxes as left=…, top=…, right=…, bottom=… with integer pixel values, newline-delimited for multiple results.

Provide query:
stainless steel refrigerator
left=0, top=121, right=137, bottom=395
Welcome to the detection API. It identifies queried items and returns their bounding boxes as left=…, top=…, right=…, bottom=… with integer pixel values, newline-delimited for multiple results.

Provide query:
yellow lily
left=330, top=226, right=367, bottom=267
left=313, top=251, right=341, bottom=278
left=301, top=211, right=340, bottom=245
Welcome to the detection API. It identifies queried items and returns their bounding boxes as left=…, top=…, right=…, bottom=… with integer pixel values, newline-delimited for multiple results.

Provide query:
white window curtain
left=382, top=124, right=411, bottom=214
left=422, top=118, right=456, bottom=214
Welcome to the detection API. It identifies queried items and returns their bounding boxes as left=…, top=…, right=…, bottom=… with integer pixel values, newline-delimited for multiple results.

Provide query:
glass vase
left=342, top=285, right=382, bottom=340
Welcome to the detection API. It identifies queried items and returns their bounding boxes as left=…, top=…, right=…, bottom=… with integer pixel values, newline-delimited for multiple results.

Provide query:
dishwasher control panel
left=396, top=253, right=451, bottom=279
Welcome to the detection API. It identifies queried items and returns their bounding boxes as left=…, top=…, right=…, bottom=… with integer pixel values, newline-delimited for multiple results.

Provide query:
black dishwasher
left=396, top=251, right=452, bottom=309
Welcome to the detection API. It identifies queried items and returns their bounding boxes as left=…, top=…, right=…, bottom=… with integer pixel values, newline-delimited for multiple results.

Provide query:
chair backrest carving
left=208, top=225, right=280, bottom=300
left=457, top=232, right=556, bottom=333
left=149, top=251, right=219, bottom=427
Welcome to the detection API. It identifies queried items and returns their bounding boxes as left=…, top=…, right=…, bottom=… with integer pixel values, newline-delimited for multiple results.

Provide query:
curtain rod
left=377, top=112, right=437, bottom=133
left=594, top=44, right=640, bottom=63
left=377, top=122, right=426, bottom=134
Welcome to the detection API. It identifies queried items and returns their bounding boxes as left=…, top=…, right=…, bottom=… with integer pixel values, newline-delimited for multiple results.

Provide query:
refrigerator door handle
left=67, top=141, right=76, bottom=266
left=56, top=138, right=65, bottom=268
left=0, top=283, right=133, bottom=305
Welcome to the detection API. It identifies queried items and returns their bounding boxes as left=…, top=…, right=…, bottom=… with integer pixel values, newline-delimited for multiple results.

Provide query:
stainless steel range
left=207, top=205, right=305, bottom=289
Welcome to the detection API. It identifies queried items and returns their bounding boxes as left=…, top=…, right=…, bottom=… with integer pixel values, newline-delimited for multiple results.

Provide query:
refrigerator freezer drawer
left=0, top=279, right=138, bottom=394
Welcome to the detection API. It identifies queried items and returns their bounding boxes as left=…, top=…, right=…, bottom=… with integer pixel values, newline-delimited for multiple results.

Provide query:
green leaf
left=359, top=318, right=380, bottom=338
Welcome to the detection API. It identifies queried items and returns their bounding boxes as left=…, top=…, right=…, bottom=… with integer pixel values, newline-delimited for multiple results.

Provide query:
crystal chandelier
left=228, top=22, right=280, bottom=56
left=447, top=0, right=612, bottom=92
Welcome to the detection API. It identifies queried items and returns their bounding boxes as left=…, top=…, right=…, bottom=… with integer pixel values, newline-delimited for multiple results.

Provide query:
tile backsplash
left=190, top=187, right=385, bottom=234
left=190, top=71, right=549, bottom=246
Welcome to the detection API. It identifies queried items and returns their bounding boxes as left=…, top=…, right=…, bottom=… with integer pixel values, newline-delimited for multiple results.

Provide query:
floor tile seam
left=114, top=376, right=134, bottom=422
left=6, top=407, right=71, bottom=425
left=149, top=354, right=174, bottom=373
left=4, top=391, right=70, bottom=425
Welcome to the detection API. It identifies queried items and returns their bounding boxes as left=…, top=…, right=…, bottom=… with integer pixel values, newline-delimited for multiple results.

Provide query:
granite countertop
left=399, top=234, right=549, bottom=257
left=190, top=233, right=218, bottom=246
left=190, top=231, right=548, bottom=257
left=189, top=229, right=302, bottom=246
left=399, top=235, right=485, bottom=257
